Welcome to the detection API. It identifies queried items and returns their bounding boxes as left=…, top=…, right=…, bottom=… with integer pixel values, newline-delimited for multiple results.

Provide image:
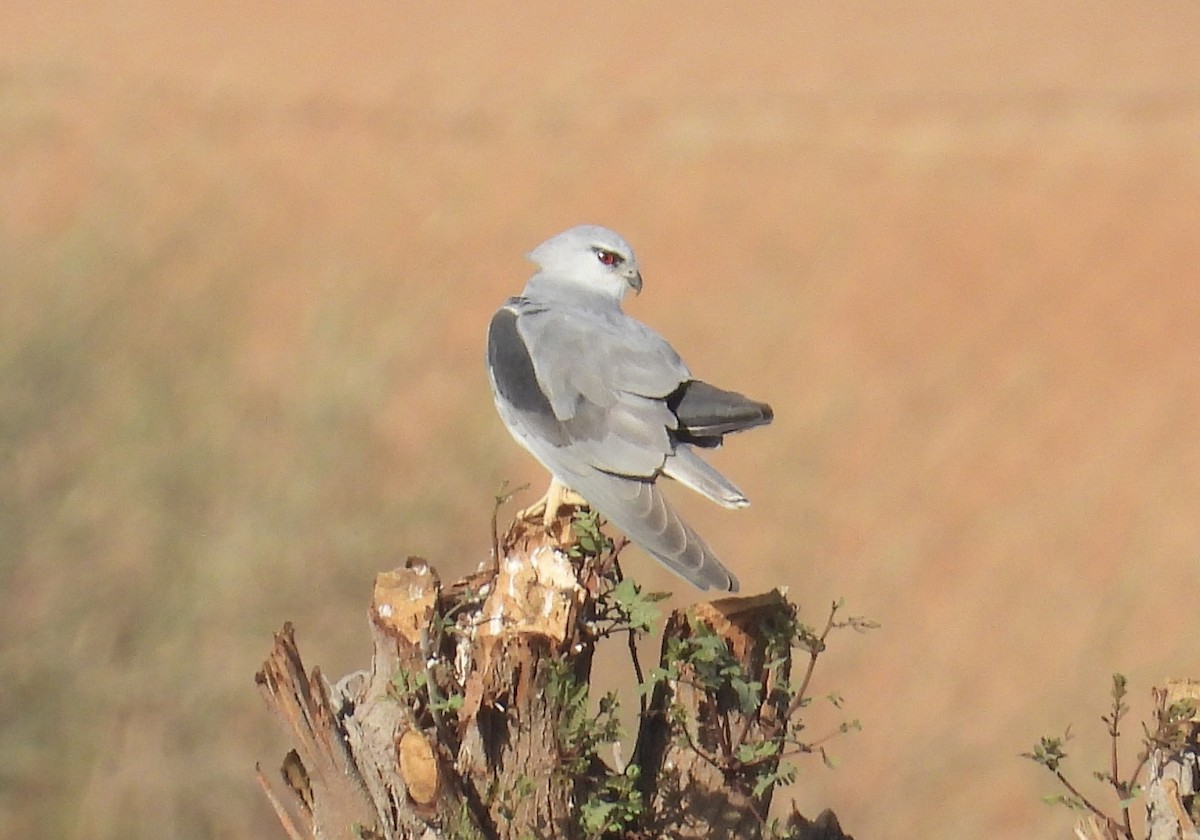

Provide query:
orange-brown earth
left=3, top=2, right=1199, bottom=838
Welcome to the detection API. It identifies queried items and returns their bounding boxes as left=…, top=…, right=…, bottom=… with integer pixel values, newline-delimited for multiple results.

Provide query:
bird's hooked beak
left=623, top=267, right=643, bottom=294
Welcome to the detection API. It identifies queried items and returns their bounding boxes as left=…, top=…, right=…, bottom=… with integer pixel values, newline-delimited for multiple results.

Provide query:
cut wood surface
left=258, top=510, right=1200, bottom=840
left=256, top=510, right=858, bottom=839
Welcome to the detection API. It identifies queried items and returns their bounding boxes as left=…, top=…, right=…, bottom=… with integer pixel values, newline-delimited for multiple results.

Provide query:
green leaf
left=430, top=692, right=463, bottom=713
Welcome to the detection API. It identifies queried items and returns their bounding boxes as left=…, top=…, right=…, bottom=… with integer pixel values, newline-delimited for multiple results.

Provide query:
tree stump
left=256, top=508, right=858, bottom=840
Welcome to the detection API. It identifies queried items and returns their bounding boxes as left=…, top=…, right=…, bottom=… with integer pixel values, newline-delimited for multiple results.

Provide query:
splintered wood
left=257, top=523, right=595, bottom=840
left=372, top=563, right=438, bottom=646
left=256, top=514, right=855, bottom=839
left=255, top=623, right=380, bottom=840
left=633, top=590, right=793, bottom=840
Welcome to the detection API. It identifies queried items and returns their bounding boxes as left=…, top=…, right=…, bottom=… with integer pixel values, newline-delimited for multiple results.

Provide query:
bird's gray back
left=489, top=295, right=689, bottom=479
left=513, top=292, right=689, bottom=414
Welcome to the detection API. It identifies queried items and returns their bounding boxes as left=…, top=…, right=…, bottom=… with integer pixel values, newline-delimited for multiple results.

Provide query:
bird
left=486, top=225, right=772, bottom=591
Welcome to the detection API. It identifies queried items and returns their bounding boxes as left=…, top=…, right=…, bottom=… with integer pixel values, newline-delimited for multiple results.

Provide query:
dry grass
left=3, top=2, right=1200, bottom=837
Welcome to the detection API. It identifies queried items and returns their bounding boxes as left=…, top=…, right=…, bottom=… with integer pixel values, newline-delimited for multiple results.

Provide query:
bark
left=256, top=510, right=855, bottom=840
left=634, top=592, right=794, bottom=839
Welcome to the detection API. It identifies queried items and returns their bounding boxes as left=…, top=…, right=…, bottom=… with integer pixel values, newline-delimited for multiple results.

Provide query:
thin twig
left=418, top=627, right=458, bottom=755
left=610, top=542, right=625, bottom=586
left=490, top=481, right=528, bottom=572
left=610, top=535, right=631, bottom=563
left=785, top=600, right=841, bottom=722
left=674, top=712, right=729, bottom=772
left=1053, top=769, right=1128, bottom=838
left=1107, top=710, right=1132, bottom=838
left=490, top=484, right=506, bottom=570
left=626, top=629, right=647, bottom=717
left=609, top=554, right=649, bottom=716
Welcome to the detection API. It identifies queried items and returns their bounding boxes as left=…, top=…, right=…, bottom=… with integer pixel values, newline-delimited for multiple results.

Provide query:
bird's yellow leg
left=516, top=477, right=588, bottom=528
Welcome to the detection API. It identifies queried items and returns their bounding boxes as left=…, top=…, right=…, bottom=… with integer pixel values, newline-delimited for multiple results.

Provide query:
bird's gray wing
left=515, top=302, right=686, bottom=477
left=517, top=304, right=689, bottom=422
left=487, top=298, right=739, bottom=591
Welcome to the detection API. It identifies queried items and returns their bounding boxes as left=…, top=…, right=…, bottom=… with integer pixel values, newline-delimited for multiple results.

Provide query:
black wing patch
left=667, top=379, right=774, bottom=448
left=488, top=305, right=570, bottom=447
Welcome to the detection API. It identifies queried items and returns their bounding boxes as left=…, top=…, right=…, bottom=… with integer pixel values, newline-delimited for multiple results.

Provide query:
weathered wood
left=453, top=518, right=593, bottom=837
left=336, top=560, right=483, bottom=839
left=257, top=510, right=856, bottom=840
left=635, top=591, right=805, bottom=839
left=255, top=623, right=381, bottom=840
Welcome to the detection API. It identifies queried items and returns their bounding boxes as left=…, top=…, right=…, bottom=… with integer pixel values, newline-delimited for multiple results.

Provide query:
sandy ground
left=3, top=2, right=1199, bottom=838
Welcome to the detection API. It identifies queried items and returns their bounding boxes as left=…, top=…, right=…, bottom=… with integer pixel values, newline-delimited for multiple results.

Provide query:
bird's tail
left=662, top=445, right=749, bottom=509
left=570, top=468, right=738, bottom=592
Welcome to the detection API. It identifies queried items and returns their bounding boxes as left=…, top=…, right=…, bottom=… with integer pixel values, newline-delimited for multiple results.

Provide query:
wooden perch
left=256, top=509, right=857, bottom=840
left=635, top=592, right=793, bottom=837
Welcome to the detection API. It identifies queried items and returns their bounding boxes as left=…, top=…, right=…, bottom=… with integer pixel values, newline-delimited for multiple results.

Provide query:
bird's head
left=525, top=225, right=644, bottom=301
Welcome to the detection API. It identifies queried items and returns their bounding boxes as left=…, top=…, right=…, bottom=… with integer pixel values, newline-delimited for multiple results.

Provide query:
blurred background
left=3, top=1, right=1199, bottom=837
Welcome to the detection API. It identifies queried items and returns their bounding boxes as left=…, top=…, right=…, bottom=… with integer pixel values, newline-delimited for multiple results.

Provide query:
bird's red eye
left=596, top=249, right=619, bottom=266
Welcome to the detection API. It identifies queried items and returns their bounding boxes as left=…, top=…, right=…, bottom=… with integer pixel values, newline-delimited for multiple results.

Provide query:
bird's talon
left=513, top=478, right=588, bottom=531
